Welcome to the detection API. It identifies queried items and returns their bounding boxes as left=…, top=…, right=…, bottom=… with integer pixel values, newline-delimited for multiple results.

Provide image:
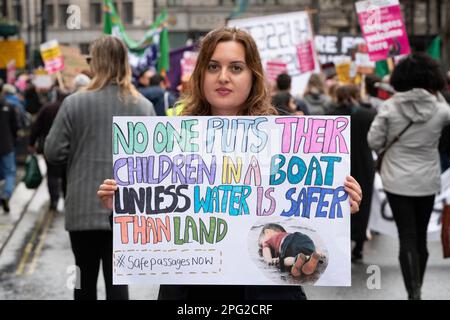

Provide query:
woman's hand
left=345, top=176, right=362, bottom=214
left=97, top=179, right=117, bottom=210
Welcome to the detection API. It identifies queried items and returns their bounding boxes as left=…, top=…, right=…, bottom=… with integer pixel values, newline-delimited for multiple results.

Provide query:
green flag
left=157, top=27, right=170, bottom=74
left=426, top=36, right=441, bottom=60
left=375, top=60, right=389, bottom=78
left=228, top=0, right=249, bottom=20
left=102, top=0, right=169, bottom=71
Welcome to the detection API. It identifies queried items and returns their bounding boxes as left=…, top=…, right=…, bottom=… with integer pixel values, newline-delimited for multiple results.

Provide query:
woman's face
left=203, top=41, right=253, bottom=116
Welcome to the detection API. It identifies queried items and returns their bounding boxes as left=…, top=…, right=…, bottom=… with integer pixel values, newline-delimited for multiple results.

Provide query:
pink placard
left=296, top=41, right=316, bottom=73
left=6, top=60, right=16, bottom=85
left=266, top=61, right=287, bottom=82
left=357, top=1, right=410, bottom=62
left=44, top=56, right=65, bottom=74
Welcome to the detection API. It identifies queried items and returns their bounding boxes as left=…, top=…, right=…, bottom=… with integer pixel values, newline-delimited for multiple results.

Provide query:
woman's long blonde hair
left=304, top=73, right=327, bottom=96
left=86, top=36, right=139, bottom=101
left=181, top=27, right=277, bottom=116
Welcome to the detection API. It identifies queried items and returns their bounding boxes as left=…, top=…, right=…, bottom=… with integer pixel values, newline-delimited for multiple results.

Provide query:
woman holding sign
left=98, top=27, right=362, bottom=300
left=45, top=36, right=156, bottom=300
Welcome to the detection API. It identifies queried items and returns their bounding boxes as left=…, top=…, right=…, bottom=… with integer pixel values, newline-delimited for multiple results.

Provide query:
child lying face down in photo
left=258, top=223, right=324, bottom=278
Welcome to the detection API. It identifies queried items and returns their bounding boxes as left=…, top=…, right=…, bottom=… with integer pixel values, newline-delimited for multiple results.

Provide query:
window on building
left=122, top=2, right=133, bottom=24
left=90, top=3, right=102, bottom=25
left=59, top=4, right=69, bottom=27
left=12, top=0, right=22, bottom=23
left=46, top=4, right=54, bottom=26
left=80, top=43, right=90, bottom=55
left=167, top=0, right=178, bottom=6
left=224, top=0, right=237, bottom=6
left=156, top=0, right=167, bottom=6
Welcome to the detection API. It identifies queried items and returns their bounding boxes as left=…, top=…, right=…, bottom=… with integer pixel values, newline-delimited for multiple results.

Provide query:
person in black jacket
left=29, top=89, right=68, bottom=211
left=139, top=74, right=176, bottom=116
left=0, top=97, right=19, bottom=213
left=327, top=84, right=376, bottom=262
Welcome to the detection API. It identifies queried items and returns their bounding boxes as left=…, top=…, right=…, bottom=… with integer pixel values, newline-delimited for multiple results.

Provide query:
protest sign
left=297, top=41, right=316, bottom=73
left=228, top=11, right=320, bottom=95
left=40, top=40, right=65, bottom=74
left=266, top=61, right=287, bottom=83
left=335, top=62, right=351, bottom=84
left=315, top=34, right=366, bottom=65
left=7, top=60, right=16, bottom=85
left=60, top=45, right=90, bottom=90
left=0, top=40, right=25, bottom=69
left=355, top=0, right=410, bottom=62
left=112, top=116, right=351, bottom=286
left=32, top=68, right=54, bottom=89
left=180, top=51, right=198, bottom=78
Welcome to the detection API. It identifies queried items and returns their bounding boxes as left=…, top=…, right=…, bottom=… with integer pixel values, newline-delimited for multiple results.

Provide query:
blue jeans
left=0, top=152, right=16, bottom=199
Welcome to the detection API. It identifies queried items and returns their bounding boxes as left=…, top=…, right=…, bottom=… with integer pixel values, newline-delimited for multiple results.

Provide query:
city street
left=1, top=174, right=449, bottom=300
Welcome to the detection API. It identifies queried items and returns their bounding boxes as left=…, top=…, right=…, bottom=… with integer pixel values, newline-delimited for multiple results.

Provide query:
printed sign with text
left=355, top=0, right=410, bottom=62
left=228, top=12, right=321, bottom=96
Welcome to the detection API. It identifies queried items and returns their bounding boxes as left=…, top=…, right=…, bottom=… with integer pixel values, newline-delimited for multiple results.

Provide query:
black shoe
left=351, top=251, right=363, bottom=263
left=49, top=202, right=58, bottom=212
left=1, top=198, right=10, bottom=213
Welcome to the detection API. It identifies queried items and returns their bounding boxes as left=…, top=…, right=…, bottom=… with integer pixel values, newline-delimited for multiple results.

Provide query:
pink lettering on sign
left=296, top=41, right=316, bottom=73
left=266, top=61, right=288, bottom=82
left=275, top=117, right=349, bottom=154
left=44, top=57, right=65, bottom=74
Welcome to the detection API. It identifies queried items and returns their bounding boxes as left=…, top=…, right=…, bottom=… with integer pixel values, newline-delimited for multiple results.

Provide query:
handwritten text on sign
left=112, top=116, right=351, bottom=286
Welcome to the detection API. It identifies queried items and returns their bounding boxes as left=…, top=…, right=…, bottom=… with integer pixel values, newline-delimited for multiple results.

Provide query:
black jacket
left=0, top=99, right=19, bottom=156
left=327, top=103, right=376, bottom=242
left=29, top=100, right=62, bottom=153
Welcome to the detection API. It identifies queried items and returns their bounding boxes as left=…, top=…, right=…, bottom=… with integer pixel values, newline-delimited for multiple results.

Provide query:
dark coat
left=29, top=99, right=63, bottom=153
left=139, top=86, right=176, bottom=116
left=327, top=103, right=376, bottom=242
left=0, top=99, right=19, bottom=156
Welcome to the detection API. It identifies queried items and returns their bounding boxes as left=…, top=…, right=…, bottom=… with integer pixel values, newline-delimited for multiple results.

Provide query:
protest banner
left=40, top=40, right=65, bottom=74
left=180, top=51, right=198, bottom=78
left=7, top=60, right=16, bottom=85
left=315, top=34, right=366, bottom=65
left=297, top=41, right=316, bottom=74
left=0, top=40, right=25, bottom=69
left=265, top=61, right=287, bottom=83
left=112, top=115, right=351, bottom=286
left=59, top=45, right=90, bottom=90
left=228, top=11, right=321, bottom=96
left=355, top=0, right=410, bottom=62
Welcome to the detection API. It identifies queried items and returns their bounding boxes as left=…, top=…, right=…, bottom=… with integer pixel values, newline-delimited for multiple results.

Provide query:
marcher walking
left=45, top=36, right=156, bottom=300
left=368, top=53, right=450, bottom=300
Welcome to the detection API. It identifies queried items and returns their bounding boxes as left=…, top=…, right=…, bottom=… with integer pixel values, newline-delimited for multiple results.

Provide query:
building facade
left=1, top=0, right=449, bottom=67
